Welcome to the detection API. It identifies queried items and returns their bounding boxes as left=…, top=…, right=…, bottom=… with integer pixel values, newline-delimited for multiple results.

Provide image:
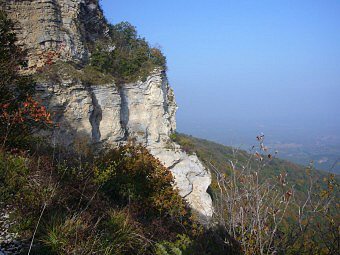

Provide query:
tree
left=0, top=10, right=32, bottom=102
left=0, top=11, right=51, bottom=147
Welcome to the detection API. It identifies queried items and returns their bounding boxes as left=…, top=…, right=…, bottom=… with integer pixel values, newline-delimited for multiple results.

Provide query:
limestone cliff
left=2, top=0, right=213, bottom=221
left=2, top=0, right=107, bottom=69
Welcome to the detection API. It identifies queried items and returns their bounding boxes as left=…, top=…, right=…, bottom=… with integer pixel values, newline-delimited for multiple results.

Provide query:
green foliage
left=41, top=211, right=145, bottom=255
left=154, top=234, right=194, bottom=255
left=94, top=143, right=188, bottom=219
left=0, top=143, right=200, bottom=254
left=34, top=61, right=115, bottom=85
left=0, top=152, right=29, bottom=203
left=90, top=21, right=166, bottom=84
left=0, top=10, right=31, bottom=143
left=100, top=210, right=146, bottom=254
left=42, top=214, right=103, bottom=255
left=169, top=133, right=177, bottom=141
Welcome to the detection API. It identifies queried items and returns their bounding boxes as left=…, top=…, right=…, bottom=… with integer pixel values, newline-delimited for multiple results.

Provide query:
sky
left=100, top=0, right=340, bottom=147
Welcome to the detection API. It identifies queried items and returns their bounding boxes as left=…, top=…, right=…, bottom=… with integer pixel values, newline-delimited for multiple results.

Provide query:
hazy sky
left=101, top=0, right=340, bottom=145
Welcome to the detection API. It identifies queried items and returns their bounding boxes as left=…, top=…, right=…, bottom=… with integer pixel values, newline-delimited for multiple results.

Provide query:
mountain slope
left=173, top=133, right=338, bottom=196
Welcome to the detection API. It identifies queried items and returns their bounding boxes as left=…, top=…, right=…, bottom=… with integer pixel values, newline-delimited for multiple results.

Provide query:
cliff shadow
left=119, top=85, right=129, bottom=140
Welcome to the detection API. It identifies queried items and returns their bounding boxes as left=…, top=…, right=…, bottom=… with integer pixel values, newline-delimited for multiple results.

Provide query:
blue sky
left=101, top=0, right=340, bottom=146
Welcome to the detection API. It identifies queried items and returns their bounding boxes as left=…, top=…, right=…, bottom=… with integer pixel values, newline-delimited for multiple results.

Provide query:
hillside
left=173, top=133, right=339, bottom=254
left=0, top=1, right=339, bottom=254
left=173, top=133, right=338, bottom=195
left=0, top=0, right=212, bottom=221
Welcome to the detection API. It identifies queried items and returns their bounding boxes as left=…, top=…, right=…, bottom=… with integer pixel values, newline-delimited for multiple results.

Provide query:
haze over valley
left=102, top=0, right=340, bottom=174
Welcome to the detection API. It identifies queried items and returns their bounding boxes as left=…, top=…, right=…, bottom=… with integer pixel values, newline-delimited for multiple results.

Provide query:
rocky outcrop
left=151, top=147, right=213, bottom=221
left=2, top=0, right=107, bottom=69
left=36, top=70, right=213, bottom=220
left=120, top=71, right=213, bottom=221
left=36, top=80, right=125, bottom=146
left=0, top=203, right=26, bottom=255
left=2, top=0, right=213, bottom=222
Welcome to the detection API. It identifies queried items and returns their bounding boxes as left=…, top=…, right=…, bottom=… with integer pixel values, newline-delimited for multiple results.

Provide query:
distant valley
left=176, top=120, right=340, bottom=174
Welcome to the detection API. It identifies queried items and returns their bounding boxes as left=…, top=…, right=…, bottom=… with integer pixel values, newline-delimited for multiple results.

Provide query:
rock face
left=119, top=72, right=213, bottom=220
left=1, top=0, right=213, bottom=221
left=2, top=0, right=107, bottom=69
left=37, top=70, right=213, bottom=221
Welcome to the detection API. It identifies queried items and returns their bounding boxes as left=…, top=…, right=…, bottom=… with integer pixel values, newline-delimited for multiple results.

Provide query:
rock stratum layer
left=1, top=0, right=213, bottom=221
left=1, top=0, right=107, bottom=69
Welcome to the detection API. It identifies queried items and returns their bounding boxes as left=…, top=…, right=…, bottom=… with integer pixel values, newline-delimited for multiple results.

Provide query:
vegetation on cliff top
left=34, top=21, right=167, bottom=86
left=89, top=21, right=167, bottom=85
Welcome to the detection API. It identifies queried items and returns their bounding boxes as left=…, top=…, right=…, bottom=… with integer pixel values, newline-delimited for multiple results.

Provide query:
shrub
left=154, top=234, right=194, bottom=255
left=90, top=21, right=167, bottom=84
left=1, top=138, right=240, bottom=255
left=209, top=136, right=339, bottom=255
left=42, top=209, right=146, bottom=254
left=94, top=143, right=188, bottom=220
left=41, top=214, right=103, bottom=255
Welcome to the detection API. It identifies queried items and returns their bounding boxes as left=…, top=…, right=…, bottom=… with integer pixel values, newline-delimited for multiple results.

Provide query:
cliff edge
left=1, top=0, right=213, bottom=221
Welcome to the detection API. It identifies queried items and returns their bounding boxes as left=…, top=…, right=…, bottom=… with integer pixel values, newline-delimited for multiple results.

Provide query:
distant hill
left=173, top=133, right=338, bottom=197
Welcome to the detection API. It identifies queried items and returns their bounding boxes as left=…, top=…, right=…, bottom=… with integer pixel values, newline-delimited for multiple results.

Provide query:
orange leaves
left=21, top=97, right=53, bottom=124
left=0, top=97, right=53, bottom=127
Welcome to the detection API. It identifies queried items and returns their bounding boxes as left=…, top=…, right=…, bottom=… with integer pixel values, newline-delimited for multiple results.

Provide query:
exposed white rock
left=120, top=70, right=176, bottom=146
left=121, top=70, right=213, bottom=221
left=151, top=147, right=213, bottom=222
left=36, top=80, right=125, bottom=146
left=91, top=85, right=125, bottom=143
left=36, top=70, right=213, bottom=221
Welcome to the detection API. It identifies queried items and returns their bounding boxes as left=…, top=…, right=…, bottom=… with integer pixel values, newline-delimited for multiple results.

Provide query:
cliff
left=1, top=0, right=107, bottom=69
left=1, top=0, right=212, bottom=221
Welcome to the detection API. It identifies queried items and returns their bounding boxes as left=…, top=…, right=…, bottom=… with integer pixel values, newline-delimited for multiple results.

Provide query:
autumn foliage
left=0, top=11, right=52, bottom=147
left=0, top=97, right=52, bottom=125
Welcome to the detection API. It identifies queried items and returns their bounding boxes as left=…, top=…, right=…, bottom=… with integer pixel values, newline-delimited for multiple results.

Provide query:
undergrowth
left=0, top=142, right=239, bottom=254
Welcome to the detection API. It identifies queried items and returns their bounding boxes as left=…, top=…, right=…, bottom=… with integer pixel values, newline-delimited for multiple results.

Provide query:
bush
left=1, top=139, right=240, bottom=255
left=41, top=213, right=106, bottom=255
left=154, top=234, right=194, bottom=255
left=209, top=137, right=339, bottom=255
left=94, top=143, right=188, bottom=220
left=41, top=210, right=145, bottom=255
